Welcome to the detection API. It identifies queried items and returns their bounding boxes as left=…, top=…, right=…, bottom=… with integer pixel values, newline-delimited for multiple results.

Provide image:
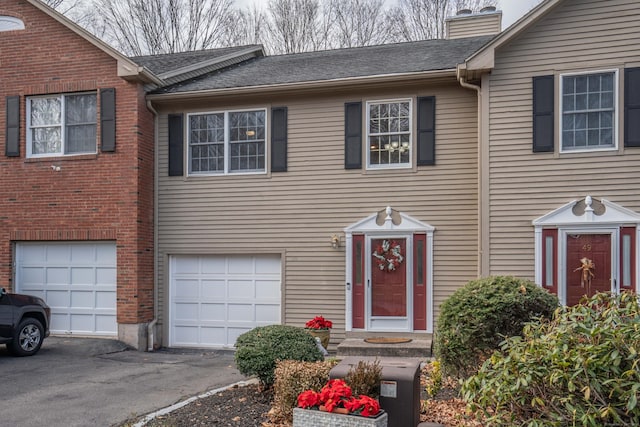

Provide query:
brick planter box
left=293, top=408, right=388, bottom=427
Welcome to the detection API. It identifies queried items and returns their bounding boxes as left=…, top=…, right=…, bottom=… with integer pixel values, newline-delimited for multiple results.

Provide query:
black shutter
left=533, top=75, right=555, bottom=152
left=100, top=88, right=116, bottom=152
left=625, top=68, right=640, bottom=148
left=417, top=96, right=436, bottom=166
left=344, top=102, right=362, bottom=169
left=271, top=107, right=287, bottom=172
left=6, top=96, right=20, bottom=157
left=168, top=114, right=184, bottom=176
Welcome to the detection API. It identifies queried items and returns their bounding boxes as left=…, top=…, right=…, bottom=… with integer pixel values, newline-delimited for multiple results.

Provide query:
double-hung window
left=561, top=71, right=617, bottom=152
left=367, top=99, right=412, bottom=168
left=27, top=92, right=97, bottom=157
left=189, top=109, right=266, bottom=175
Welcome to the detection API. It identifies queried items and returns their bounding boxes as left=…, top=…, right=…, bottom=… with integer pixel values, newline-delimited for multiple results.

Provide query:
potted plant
left=304, top=315, right=332, bottom=350
left=293, top=379, right=387, bottom=427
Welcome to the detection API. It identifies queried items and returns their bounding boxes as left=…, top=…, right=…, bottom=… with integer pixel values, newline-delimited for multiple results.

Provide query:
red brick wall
left=0, top=1, right=154, bottom=324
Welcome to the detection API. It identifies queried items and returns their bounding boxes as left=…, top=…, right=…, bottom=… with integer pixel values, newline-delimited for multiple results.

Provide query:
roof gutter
left=146, top=69, right=458, bottom=101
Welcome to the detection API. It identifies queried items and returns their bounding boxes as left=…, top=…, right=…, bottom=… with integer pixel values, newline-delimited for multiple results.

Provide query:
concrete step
left=336, top=338, right=432, bottom=358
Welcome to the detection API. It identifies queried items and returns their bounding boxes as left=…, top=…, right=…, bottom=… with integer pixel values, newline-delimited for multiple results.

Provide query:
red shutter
left=620, top=227, right=636, bottom=290
left=413, top=233, right=427, bottom=331
left=542, top=229, right=558, bottom=295
left=352, top=234, right=365, bottom=329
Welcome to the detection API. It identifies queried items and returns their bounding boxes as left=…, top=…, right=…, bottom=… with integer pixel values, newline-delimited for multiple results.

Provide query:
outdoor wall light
left=330, top=234, right=340, bottom=249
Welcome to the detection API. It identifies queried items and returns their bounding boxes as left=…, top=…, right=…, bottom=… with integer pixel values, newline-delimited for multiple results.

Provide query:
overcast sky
left=235, top=0, right=545, bottom=30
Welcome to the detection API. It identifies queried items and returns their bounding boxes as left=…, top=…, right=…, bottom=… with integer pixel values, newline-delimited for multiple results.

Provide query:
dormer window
left=0, top=16, right=25, bottom=32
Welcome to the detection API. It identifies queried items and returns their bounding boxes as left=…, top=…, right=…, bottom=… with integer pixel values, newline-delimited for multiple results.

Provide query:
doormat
left=364, top=337, right=413, bottom=344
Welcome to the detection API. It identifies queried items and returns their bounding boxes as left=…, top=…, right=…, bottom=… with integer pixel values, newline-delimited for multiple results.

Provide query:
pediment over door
left=533, top=196, right=640, bottom=227
left=345, top=206, right=435, bottom=234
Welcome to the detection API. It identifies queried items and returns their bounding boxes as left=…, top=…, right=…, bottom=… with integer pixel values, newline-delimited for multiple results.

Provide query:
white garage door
left=170, top=254, right=281, bottom=348
left=15, top=242, right=117, bottom=335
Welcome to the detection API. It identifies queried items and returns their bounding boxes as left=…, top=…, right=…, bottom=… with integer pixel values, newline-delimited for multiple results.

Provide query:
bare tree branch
left=94, top=0, right=237, bottom=55
left=330, top=0, right=388, bottom=48
left=386, top=0, right=498, bottom=41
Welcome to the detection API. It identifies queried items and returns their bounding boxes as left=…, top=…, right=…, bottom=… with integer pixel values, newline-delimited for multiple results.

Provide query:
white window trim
left=559, top=69, right=619, bottom=154
left=366, top=98, right=413, bottom=170
left=0, top=16, right=25, bottom=32
left=26, top=92, right=98, bottom=158
left=186, top=108, right=268, bottom=177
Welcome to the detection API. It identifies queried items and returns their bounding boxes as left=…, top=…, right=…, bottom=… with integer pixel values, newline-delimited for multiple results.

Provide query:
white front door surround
left=345, top=206, right=434, bottom=333
left=533, top=196, right=640, bottom=304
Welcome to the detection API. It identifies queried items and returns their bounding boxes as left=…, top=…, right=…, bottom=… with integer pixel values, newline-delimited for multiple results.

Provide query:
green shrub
left=234, top=325, right=324, bottom=387
left=344, top=359, right=382, bottom=398
left=271, top=359, right=337, bottom=422
left=462, top=292, right=640, bottom=426
left=434, top=276, right=558, bottom=378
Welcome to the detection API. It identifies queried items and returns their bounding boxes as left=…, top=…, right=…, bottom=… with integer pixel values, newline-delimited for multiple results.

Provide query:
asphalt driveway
left=0, top=336, right=246, bottom=427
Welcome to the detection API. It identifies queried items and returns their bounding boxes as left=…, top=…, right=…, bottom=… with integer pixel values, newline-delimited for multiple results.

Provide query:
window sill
left=25, top=153, right=99, bottom=163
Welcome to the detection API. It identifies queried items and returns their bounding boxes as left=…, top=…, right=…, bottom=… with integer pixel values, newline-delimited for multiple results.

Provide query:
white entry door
left=169, top=254, right=281, bottom=348
left=15, top=242, right=117, bottom=335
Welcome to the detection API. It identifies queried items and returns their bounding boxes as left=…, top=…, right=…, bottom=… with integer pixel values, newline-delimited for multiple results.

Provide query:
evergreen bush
left=463, top=292, right=640, bottom=426
left=434, top=276, right=558, bottom=378
left=234, top=325, right=324, bottom=387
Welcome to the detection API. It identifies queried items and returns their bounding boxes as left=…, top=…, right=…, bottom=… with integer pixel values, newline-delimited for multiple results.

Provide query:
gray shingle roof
left=131, top=45, right=263, bottom=76
left=150, top=36, right=493, bottom=95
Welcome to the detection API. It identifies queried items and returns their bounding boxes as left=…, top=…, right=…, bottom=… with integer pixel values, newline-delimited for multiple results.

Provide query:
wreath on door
left=372, top=240, right=404, bottom=272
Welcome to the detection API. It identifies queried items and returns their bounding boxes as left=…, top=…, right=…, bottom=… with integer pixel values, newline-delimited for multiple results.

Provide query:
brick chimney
left=445, top=6, right=502, bottom=39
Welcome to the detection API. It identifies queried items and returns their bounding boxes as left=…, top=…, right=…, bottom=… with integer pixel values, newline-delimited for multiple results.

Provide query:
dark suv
left=0, top=288, right=51, bottom=356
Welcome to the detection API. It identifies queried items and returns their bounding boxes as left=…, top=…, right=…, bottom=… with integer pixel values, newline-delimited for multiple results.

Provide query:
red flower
left=343, top=395, right=380, bottom=417
left=357, top=395, right=381, bottom=417
left=296, top=379, right=380, bottom=416
left=305, top=315, right=333, bottom=330
left=318, top=379, right=352, bottom=412
left=297, top=390, right=321, bottom=409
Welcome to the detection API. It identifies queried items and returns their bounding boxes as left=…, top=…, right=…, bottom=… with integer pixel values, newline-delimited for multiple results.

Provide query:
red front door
left=566, top=234, right=611, bottom=306
left=371, top=238, right=407, bottom=317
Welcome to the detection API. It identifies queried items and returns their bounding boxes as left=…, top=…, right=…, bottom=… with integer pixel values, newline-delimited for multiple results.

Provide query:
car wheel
left=8, top=318, right=44, bottom=357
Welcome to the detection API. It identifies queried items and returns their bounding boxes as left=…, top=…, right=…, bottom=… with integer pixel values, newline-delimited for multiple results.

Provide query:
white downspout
left=146, top=99, right=159, bottom=351
left=458, top=73, right=483, bottom=278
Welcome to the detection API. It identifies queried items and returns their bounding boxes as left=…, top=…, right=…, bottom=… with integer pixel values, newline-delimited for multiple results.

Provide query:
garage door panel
left=16, top=242, right=117, bottom=336
left=174, top=303, right=199, bottom=321
left=228, top=304, right=254, bottom=321
left=255, top=256, right=281, bottom=274
left=228, top=281, right=254, bottom=298
left=174, top=279, right=199, bottom=298
left=71, top=268, right=95, bottom=284
left=96, top=291, right=116, bottom=309
left=96, top=315, right=117, bottom=333
left=20, top=268, right=45, bottom=286
left=227, top=257, right=253, bottom=274
left=46, top=290, right=70, bottom=308
left=201, top=304, right=225, bottom=321
left=256, top=280, right=280, bottom=298
left=256, top=304, right=280, bottom=322
left=47, top=268, right=69, bottom=284
left=201, top=257, right=226, bottom=273
left=71, top=291, right=94, bottom=308
left=170, top=255, right=281, bottom=348
left=96, top=268, right=116, bottom=285
left=202, top=280, right=226, bottom=298
left=47, top=245, right=70, bottom=263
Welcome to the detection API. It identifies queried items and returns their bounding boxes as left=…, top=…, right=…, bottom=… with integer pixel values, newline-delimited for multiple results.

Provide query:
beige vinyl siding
left=487, top=0, right=640, bottom=278
left=156, top=81, right=479, bottom=345
left=446, top=13, right=502, bottom=39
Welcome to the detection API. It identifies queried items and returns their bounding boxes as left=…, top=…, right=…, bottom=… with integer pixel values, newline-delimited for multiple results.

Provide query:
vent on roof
left=456, top=9, right=472, bottom=15
left=480, top=6, right=497, bottom=13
